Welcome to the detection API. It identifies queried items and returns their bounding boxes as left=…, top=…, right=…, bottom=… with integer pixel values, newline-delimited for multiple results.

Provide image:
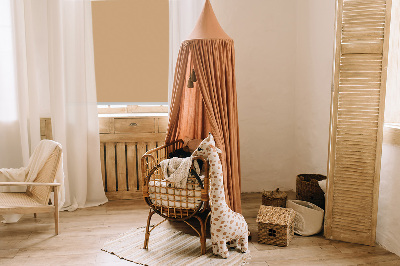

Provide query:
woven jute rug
left=102, top=226, right=250, bottom=265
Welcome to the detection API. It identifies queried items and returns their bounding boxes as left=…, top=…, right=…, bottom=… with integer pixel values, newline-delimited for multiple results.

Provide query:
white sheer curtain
left=0, top=0, right=24, bottom=169
left=0, top=0, right=107, bottom=211
left=168, top=0, right=204, bottom=103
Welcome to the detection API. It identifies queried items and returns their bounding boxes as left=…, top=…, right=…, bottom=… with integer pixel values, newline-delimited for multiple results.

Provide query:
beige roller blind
left=325, top=0, right=392, bottom=245
left=91, top=0, right=169, bottom=103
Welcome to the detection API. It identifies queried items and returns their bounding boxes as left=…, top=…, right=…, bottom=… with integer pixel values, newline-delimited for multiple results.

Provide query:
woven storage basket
left=296, top=174, right=326, bottom=210
left=262, top=188, right=287, bottom=208
left=256, top=205, right=296, bottom=247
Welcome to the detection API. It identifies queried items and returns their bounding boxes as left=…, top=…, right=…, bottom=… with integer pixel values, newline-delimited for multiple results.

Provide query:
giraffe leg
left=238, top=235, right=249, bottom=253
left=212, top=241, right=218, bottom=255
left=227, top=239, right=237, bottom=249
left=217, top=241, right=229, bottom=259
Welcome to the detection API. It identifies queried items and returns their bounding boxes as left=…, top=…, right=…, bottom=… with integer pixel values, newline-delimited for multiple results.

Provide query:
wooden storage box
left=296, top=174, right=326, bottom=209
left=262, top=188, right=287, bottom=207
left=98, top=115, right=168, bottom=200
left=256, top=205, right=296, bottom=247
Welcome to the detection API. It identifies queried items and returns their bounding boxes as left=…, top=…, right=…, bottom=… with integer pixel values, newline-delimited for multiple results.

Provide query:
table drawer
left=157, top=117, right=168, bottom=133
left=114, top=118, right=155, bottom=133
left=99, top=117, right=114, bottom=134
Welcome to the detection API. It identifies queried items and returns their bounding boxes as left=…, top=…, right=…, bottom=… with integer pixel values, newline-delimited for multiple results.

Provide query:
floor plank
left=0, top=192, right=398, bottom=265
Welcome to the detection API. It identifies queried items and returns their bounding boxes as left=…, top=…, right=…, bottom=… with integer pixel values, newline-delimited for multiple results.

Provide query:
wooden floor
left=1, top=193, right=399, bottom=266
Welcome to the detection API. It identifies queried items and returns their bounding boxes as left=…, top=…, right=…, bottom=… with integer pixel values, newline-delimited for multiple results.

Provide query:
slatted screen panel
left=325, top=0, right=392, bottom=245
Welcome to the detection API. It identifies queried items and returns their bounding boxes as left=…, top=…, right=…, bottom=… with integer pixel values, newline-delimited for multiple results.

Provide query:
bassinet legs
left=143, top=209, right=155, bottom=249
left=143, top=208, right=167, bottom=249
left=143, top=208, right=210, bottom=255
left=192, top=213, right=210, bottom=255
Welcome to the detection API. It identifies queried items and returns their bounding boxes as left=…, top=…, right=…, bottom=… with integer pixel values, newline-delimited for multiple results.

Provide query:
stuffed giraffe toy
left=192, top=133, right=248, bottom=258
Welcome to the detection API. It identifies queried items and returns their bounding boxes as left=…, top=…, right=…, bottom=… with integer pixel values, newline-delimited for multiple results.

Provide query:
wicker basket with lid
left=262, top=188, right=287, bottom=208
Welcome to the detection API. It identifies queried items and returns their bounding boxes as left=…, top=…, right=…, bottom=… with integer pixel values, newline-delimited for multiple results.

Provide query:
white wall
left=211, top=1, right=400, bottom=254
left=212, top=0, right=335, bottom=192
left=377, top=142, right=400, bottom=256
left=294, top=1, right=335, bottom=177
left=212, top=0, right=297, bottom=191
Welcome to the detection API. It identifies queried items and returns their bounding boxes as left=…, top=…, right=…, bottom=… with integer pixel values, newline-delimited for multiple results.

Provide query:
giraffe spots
left=199, top=134, right=248, bottom=258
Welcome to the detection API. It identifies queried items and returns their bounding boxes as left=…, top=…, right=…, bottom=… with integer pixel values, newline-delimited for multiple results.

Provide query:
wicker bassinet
left=141, top=140, right=210, bottom=254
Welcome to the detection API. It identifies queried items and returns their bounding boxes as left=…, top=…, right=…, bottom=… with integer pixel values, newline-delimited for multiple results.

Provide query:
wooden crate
left=99, top=116, right=168, bottom=200
left=40, top=116, right=168, bottom=200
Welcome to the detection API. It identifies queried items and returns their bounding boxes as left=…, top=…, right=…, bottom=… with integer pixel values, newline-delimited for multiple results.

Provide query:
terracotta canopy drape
left=166, top=38, right=242, bottom=213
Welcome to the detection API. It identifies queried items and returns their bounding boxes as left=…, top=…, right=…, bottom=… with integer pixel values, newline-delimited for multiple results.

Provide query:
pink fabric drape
left=166, top=39, right=241, bottom=213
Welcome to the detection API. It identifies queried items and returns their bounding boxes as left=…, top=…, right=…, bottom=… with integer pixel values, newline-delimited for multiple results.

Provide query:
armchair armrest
left=0, top=182, right=61, bottom=187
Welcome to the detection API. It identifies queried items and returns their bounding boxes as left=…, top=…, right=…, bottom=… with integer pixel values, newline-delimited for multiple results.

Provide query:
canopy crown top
left=187, top=0, right=231, bottom=40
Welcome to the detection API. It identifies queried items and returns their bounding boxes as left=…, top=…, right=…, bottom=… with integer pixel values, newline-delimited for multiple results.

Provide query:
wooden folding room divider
left=325, top=0, right=392, bottom=245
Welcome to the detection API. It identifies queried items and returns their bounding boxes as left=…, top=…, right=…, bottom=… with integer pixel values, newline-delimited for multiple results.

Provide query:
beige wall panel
left=92, top=0, right=169, bottom=103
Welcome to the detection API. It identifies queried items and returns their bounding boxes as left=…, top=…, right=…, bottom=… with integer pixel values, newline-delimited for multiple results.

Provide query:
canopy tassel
left=187, top=77, right=194, bottom=88
left=191, top=69, right=197, bottom=82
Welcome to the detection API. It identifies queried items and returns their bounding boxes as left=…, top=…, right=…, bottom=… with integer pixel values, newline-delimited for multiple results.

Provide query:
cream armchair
left=0, top=145, right=62, bottom=234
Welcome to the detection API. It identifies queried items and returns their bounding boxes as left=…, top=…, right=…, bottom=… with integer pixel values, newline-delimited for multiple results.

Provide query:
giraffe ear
left=211, top=144, right=222, bottom=154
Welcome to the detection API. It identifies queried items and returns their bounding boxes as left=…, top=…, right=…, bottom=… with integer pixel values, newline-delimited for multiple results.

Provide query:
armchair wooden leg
left=54, top=186, right=59, bottom=235
left=144, top=209, right=155, bottom=249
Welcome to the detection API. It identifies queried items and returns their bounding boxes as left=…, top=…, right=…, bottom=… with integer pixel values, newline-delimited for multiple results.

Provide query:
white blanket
left=159, top=157, right=199, bottom=188
left=0, top=140, right=65, bottom=223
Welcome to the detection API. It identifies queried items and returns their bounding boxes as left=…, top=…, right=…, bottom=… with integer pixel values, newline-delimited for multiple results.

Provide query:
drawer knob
left=129, top=123, right=138, bottom=127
